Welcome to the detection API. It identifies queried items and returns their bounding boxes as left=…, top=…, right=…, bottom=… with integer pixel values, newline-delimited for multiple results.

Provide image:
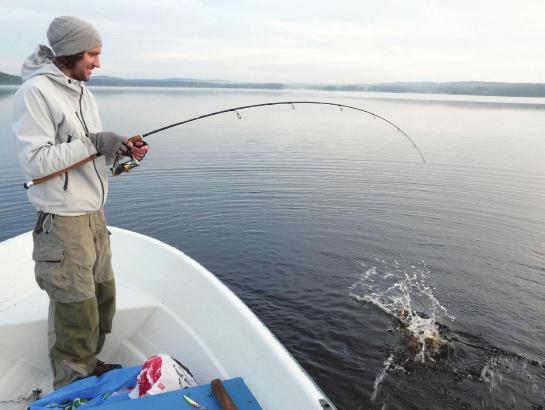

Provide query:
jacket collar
left=21, top=44, right=87, bottom=95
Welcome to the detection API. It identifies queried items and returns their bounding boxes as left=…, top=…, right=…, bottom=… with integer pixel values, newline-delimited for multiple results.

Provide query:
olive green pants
left=32, top=209, right=115, bottom=390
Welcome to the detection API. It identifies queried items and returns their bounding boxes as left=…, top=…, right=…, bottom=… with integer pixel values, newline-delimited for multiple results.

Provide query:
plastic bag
left=129, top=354, right=197, bottom=399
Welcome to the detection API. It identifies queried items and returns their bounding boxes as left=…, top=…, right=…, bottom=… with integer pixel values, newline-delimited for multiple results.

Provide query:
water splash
left=370, top=354, right=394, bottom=402
left=479, top=355, right=545, bottom=407
left=349, top=259, right=454, bottom=323
left=349, top=259, right=454, bottom=362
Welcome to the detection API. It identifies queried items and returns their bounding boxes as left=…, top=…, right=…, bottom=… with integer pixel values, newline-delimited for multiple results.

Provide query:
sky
left=1, top=0, right=543, bottom=84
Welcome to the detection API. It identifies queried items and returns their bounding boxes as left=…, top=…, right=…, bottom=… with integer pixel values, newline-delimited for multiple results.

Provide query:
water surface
left=1, top=86, right=544, bottom=409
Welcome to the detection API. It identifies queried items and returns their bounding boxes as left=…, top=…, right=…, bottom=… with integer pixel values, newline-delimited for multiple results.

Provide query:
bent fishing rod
left=23, top=101, right=425, bottom=189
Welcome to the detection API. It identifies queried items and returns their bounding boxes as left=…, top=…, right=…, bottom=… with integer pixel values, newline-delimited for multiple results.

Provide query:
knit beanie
left=47, top=16, right=102, bottom=57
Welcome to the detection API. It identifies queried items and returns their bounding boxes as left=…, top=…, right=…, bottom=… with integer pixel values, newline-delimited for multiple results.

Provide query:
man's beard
left=72, top=69, right=90, bottom=82
left=54, top=61, right=91, bottom=82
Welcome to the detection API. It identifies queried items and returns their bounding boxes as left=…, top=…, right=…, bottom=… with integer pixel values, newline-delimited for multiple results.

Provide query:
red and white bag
left=129, top=354, right=197, bottom=399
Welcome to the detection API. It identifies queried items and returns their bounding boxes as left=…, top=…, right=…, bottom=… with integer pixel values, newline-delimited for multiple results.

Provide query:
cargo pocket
left=32, top=232, right=69, bottom=291
left=93, top=227, right=114, bottom=284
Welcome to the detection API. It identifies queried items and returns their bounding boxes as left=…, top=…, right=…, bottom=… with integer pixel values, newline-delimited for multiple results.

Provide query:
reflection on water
left=2, top=87, right=545, bottom=409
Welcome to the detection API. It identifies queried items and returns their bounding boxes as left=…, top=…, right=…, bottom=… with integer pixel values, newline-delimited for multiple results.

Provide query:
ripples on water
left=349, top=259, right=545, bottom=409
left=1, top=86, right=545, bottom=409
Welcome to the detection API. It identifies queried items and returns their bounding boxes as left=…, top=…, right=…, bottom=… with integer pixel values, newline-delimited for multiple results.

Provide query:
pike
left=23, top=101, right=426, bottom=189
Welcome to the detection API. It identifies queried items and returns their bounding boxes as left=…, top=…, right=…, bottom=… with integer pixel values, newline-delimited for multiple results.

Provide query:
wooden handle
left=25, top=154, right=100, bottom=189
left=128, top=134, right=143, bottom=143
left=211, top=379, right=238, bottom=410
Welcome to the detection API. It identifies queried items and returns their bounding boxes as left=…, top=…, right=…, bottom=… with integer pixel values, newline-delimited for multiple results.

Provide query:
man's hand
left=87, top=132, right=128, bottom=158
left=126, top=140, right=149, bottom=161
left=87, top=132, right=149, bottom=161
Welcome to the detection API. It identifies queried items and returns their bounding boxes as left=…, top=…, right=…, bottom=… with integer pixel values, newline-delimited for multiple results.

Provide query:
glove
left=87, top=132, right=129, bottom=158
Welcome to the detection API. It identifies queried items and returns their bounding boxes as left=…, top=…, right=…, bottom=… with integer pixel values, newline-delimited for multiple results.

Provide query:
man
left=12, top=16, right=149, bottom=389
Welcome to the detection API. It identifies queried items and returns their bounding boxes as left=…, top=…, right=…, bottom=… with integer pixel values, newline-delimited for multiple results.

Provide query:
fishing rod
left=24, top=101, right=425, bottom=189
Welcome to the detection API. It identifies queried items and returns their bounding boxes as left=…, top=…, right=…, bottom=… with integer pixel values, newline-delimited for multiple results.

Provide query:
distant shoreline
left=2, top=71, right=545, bottom=98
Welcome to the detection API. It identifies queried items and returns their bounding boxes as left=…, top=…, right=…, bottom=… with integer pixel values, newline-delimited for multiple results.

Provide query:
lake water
left=1, top=85, right=544, bottom=409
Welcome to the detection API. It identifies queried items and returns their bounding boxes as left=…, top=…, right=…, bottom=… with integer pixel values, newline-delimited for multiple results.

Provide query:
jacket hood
left=21, top=44, right=79, bottom=89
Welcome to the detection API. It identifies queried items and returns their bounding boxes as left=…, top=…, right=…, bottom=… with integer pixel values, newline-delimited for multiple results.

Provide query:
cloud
left=1, top=0, right=544, bottom=83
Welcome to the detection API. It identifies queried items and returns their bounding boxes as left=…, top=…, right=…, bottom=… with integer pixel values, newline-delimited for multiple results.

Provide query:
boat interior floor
left=0, top=280, right=161, bottom=408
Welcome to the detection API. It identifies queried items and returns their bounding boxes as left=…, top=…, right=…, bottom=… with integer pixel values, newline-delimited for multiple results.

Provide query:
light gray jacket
left=13, top=45, right=111, bottom=216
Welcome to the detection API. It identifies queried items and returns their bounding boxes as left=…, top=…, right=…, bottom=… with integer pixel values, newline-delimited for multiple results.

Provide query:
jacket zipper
left=77, top=85, right=105, bottom=207
left=63, top=135, right=73, bottom=191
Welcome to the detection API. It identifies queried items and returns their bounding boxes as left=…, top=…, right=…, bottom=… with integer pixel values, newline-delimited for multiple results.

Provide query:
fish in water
left=398, top=309, right=450, bottom=360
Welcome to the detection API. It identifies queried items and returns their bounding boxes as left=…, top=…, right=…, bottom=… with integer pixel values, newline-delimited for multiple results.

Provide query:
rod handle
left=128, top=134, right=143, bottom=143
left=24, top=154, right=100, bottom=189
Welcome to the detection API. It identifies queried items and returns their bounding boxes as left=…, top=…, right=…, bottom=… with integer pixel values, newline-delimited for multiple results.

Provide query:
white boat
left=0, top=227, right=335, bottom=409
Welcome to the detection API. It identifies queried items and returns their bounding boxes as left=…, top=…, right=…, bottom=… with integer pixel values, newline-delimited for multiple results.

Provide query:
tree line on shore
left=2, top=71, right=544, bottom=97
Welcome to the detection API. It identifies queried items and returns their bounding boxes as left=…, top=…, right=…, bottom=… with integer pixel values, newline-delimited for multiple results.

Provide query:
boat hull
left=0, top=227, right=334, bottom=409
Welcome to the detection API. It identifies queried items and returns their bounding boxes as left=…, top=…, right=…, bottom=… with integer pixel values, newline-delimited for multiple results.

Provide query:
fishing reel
left=111, top=139, right=148, bottom=176
left=111, top=157, right=140, bottom=176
